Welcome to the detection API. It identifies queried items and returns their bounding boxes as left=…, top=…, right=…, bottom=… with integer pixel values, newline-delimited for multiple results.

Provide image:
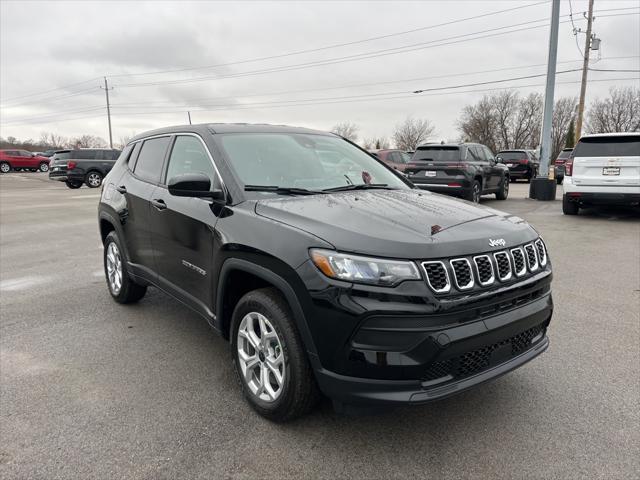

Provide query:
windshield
left=412, top=147, right=461, bottom=162
left=498, top=151, right=527, bottom=161
left=216, top=133, right=409, bottom=191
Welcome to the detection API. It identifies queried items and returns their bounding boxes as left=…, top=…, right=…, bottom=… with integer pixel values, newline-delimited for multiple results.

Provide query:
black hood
left=255, top=190, right=538, bottom=259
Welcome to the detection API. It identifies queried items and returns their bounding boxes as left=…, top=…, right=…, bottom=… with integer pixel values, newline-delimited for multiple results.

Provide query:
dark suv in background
left=405, top=143, right=509, bottom=203
left=496, top=150, right=539, bottom=183
left=98, top=124, right=552, bottom=421
left=49, top=148, right=120, bottom=188
left=369, top=149, right=412, bottom=172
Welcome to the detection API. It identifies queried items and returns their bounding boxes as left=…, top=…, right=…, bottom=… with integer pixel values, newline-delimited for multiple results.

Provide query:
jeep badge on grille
left=489, top=238, right=506, bottom=247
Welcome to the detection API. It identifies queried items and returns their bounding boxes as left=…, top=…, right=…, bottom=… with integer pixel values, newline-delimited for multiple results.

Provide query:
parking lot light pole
left=531, top=0, right=560, bottom=201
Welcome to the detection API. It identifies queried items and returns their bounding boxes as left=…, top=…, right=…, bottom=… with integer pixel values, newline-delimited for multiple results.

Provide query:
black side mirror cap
left=168, top=173, right=224, bottom=200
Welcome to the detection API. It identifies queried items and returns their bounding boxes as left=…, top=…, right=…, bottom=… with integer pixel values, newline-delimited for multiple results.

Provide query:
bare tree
left=331, top=121, right=359, bottom=142
left=458, top=96, right=498, bottom=152
left=586, top=86, right=640, bottom=134
left=116, top=135, right=134, bottom=150
left=71, top=135, right=108, bottom=148
left=39, top=131, right=68, bottom=149
left=393, top=116, right=435, bottom=151
left=551, top=97, right=577, bottom=159
left=362, top=137, right=390, bottom=150
left=458, top=91, right=578, bottom=155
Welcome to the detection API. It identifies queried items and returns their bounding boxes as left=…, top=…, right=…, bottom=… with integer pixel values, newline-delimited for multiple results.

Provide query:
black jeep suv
left=496, top=149, right=540, bottom=183
left=98, top=124, right=552, bottom=421
left=405, top=143, right=509, bottom=203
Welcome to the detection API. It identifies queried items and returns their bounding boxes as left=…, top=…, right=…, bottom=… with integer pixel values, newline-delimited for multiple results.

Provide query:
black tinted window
left=574, top=136, right=640, bottom=157
left=498, top=151, right=527, bottom=161
left=413, top=147, right=461, bottom=162
left=134, top=137, right=170, bottom=183
left=165, top=136, right=216, bottom=186
left=71, top=150, right=98, bottom=160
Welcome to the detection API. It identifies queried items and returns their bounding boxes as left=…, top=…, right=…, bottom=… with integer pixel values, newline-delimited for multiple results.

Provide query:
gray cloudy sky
left=1, top=0, right=639, bottom=145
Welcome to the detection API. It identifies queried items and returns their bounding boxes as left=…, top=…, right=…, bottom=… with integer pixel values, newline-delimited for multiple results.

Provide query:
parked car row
left=48, top=148, right=121, bottom=188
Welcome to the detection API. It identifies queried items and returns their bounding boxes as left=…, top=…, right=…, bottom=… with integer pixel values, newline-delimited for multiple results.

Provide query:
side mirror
left=168, top=173, right=224, bottom=200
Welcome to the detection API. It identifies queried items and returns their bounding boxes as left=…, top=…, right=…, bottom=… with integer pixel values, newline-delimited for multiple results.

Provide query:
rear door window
left=573, top=136, right=640, bottom=157
left=71, top=150, right=98, bottom=160
left=134, top=136, right=171, bottom=184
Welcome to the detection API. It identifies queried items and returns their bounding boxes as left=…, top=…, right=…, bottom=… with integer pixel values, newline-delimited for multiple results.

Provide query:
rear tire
left=103, top=231, right=147, bottom=303
left=0, top=162, right=10, bottom=173
left=85, top=171, right=103, bottom=188
left=65, top=180, right=82, bottom=189
left=39, top=162, right=49, bottom=172
left=495, top=176, right=509, bottom=200
left=231, top=287, right=320, bottom=422
left=465, top=180, right=481, bottom=203
left=562, top=194, right=579, bottom=215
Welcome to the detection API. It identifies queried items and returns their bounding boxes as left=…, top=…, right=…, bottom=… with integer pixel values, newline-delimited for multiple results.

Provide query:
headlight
left=309, top=249, right=420, bottom=286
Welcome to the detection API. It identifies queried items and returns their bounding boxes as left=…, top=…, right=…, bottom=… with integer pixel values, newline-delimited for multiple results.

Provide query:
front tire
left=65, top=180, right=82, bottom=189
left=39, top=162, right=49, bottom=172
left=495, top=176, right=509, bottom=200
left=85, top=171, right=103, bottom=188
left=231, top=288, right=320, bottom=422
left=562, top=194, right=579, bottom=215
left=103, top=231, right=147, bottom=303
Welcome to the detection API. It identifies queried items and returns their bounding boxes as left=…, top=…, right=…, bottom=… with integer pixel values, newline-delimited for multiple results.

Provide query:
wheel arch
left=216, top=258, right=320, bottom=364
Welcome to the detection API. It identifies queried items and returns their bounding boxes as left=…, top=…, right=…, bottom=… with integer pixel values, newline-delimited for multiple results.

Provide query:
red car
left=0, top=149, right=51, bottom=173
left=369, top=149, right=412, bottom=172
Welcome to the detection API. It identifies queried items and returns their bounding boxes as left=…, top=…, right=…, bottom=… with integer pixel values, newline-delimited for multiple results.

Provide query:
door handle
left=151, top=198, right=167, bottom=211
left=116, top=185, right=127, bottom=194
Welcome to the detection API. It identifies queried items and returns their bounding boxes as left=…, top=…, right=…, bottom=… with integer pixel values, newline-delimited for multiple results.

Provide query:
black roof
left=130, top=123, right=334, bottom=143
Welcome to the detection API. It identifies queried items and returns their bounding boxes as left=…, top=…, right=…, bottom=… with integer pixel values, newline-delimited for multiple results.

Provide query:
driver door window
left=165, top=136, right=217, bottom=189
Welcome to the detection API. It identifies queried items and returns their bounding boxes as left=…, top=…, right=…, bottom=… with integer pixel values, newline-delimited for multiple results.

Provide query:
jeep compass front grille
left=422, top=261, right=450, bottom=293
left=422, top=239, right=547, bottom=294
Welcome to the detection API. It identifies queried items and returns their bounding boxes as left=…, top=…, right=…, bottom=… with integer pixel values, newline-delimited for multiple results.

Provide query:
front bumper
left=317, top=335, right=548, bottom=406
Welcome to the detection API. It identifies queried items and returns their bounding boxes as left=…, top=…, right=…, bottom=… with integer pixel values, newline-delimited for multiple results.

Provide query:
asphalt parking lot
left=1, top=172, right=638, bottom=479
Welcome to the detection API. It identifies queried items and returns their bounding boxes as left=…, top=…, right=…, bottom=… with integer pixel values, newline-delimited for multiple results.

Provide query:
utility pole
left=531, top=0, right=560, bottom=201
left=187, top=111, right=192, bottom=125
left=575, top=0, right=595, bottom=142
left=101, top=77, right=113, bottom=149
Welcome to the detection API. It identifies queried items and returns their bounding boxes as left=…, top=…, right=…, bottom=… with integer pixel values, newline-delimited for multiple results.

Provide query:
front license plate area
left=602, top=167, right=620, bottom=176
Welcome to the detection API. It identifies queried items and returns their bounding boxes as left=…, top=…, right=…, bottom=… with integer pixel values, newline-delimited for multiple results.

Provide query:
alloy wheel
left=236, top=312, right=286, bottom=403
left=105, top=242, right=123, bottom=295
left=88, top=173, right=101, bottom=187
left=40, top=163, right=49, bottom=172
left=0, top=163, right=10, bottom=173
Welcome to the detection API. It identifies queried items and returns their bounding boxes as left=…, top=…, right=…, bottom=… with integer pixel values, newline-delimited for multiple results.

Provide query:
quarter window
left=134, top=137, right=170, bottom=184
left=165, top=136, right=217, bottom=188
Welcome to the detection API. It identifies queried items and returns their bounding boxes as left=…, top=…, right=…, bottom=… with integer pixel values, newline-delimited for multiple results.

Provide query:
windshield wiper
left=323, top=183, right=395, bottom=192
left=244, top=185, right=324, bottom=195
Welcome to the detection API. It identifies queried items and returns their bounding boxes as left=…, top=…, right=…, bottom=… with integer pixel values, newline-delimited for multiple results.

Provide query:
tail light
left=67, top=161, right=77, bottom=170
left=520, top=159, right=529, bottom=165
left=565, top=156, right=574, bottom=176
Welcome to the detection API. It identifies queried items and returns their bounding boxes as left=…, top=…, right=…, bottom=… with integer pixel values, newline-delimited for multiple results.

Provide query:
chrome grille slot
left=524, top=244, right=539, bottom=271
left=449, top=258, right=474, bottom=290
left=422, top=261, right=451, bottom=293
left=534, top=238, right=547, bottom=266
left=493, top=251, right=512, bottom=281
left=510, top=247, right=527, bottom=277
left=473, top=255, right=495, bottom=286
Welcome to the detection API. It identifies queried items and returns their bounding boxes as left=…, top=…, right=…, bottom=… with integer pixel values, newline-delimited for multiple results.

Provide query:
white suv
left=562, top=133, right=640, bottom=215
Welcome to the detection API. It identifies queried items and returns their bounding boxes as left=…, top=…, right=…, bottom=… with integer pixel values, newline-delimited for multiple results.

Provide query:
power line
left=589, top=68, right=640, bottom=73
left=3, top=75, right=634, bottom=127
left=0, top=77, right=103, bottom=104
left=1, top=86, right=102, bottom=109
left=112, top=11, right=638, bottom=90
left=0, top=106, right=105, bottom=126
left=106, top=1, right=550, bottom=79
